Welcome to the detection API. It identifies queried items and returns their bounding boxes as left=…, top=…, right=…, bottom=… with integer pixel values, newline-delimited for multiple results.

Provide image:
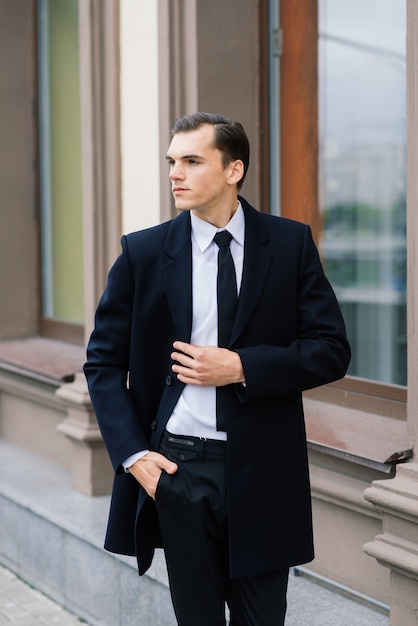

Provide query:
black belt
left=161, top=430, right=227, bottom=459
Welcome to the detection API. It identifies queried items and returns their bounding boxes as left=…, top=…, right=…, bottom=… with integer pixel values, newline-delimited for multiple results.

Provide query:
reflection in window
left=319, top=0, right=406, bottom=385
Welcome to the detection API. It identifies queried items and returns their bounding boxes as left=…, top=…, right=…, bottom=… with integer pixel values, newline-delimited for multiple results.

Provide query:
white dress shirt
left=123, top=202, right=245, bottom=468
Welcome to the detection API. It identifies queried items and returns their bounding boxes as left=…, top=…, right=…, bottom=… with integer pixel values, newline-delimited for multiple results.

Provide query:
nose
left=169, top=161, right=185, bottom=181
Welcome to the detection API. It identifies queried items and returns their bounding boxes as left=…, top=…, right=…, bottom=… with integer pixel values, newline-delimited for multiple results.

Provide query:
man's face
left=166, top=124, right=237, bottom=223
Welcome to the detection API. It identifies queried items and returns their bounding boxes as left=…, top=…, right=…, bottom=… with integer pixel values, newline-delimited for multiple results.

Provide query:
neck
left=192, top=197, right=239, bottom=228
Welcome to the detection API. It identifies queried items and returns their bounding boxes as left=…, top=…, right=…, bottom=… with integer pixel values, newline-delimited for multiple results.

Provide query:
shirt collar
left=191, top=201, right=245, bottom=253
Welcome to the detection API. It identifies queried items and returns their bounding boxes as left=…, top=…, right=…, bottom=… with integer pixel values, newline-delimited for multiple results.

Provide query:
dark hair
left=171, top=112, right=250, bottom=190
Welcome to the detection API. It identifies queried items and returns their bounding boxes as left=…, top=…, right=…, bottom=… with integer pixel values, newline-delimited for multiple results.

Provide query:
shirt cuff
left=122, top=450, right=150, bottom=472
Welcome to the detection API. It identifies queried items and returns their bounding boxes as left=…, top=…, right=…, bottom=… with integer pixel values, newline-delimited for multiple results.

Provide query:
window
left=38, top=0, right=84, bottom=342
left=318, top=0, right=407, bottom=385
left=276, top=0, right=406, bottom=387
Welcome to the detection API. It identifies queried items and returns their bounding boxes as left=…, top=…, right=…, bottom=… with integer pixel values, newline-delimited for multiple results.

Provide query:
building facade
left=0, top=0, right=417, bottom=623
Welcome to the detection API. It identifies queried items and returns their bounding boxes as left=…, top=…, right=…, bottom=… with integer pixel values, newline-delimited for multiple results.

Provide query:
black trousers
left=156, top=431, right=289, bottom=626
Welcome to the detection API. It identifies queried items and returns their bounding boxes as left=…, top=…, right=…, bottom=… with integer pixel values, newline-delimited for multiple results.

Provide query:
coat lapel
left=161, top=202, right=272, bottom=347
left=230, top=200, right=273, bottom=345
left=162, top=211, right=193, bottom=342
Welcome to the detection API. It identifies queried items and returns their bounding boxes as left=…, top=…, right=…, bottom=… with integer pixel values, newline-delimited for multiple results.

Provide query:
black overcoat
left=84, top=197, right=351, bottom=578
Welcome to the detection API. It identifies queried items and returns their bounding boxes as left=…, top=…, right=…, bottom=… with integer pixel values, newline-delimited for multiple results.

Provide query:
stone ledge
left=363, top=463, right=418, bottom=625
left=0, top=337, right=85, bottom=385
left=0, top=342, right=112, bottom=496
left=304, top=395, right=412, bottom=474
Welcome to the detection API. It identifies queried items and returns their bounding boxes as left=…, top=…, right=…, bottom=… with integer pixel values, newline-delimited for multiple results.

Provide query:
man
left=84, top=112, right=351, bottom=625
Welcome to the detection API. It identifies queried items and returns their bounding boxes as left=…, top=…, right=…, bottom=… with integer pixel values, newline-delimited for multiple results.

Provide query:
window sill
left=0, top=344, right=411, bottom=475
left=304, top=381, right=412, bottom=474
left=0, top=337, right=85, bottom=386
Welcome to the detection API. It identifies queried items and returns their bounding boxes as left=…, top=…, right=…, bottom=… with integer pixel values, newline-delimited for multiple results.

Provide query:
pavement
left=0, top=564, right=84, bottom=625
left=0, top=560, right=389, bottom=626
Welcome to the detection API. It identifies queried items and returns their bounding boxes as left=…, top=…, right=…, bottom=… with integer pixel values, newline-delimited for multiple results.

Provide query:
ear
left=227, top=160, right=244, bottom=187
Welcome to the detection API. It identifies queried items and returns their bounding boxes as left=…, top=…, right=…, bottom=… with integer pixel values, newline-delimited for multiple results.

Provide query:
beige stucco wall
left=118, top=0, right=262, bottom=237
left=0, top=0, right=38, bottom=339
left=194, top=0, right=260, bottom=207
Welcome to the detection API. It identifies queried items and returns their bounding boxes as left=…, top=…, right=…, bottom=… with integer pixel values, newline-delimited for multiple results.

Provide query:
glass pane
left=38, top=0, right=84, bottom=324
left=319, top=0, right=406, bottom=385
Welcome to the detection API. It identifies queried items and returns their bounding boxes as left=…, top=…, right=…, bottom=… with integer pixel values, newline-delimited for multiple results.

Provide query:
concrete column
left=78, top=0, right=122, bottom=340
left=364, top=463, right=418, bottom=624
left=56, top=373, right=113, bottom=496
left=157, top=0, right=261, bottom=209
left=363, top=2, right=418, bottom=623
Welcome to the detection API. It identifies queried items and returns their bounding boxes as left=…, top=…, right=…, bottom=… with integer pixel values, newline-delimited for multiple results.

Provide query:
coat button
left=165, top=375, right=173, bottom=385
left=150, top=420, right=157, bottom=431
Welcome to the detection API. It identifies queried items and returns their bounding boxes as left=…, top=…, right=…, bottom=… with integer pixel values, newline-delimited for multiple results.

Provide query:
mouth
left=172, top=187, right=188, bottom=194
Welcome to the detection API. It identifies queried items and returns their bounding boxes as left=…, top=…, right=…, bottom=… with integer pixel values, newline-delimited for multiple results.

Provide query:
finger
left=173, top=341, right=196, bottom=357
left=155, top=452, right=178, bottom=475
left=176, top=372, right=203, bottom=385
left=172, top=352, right=203, bottom=376
left=172, top=363, right=201, bottom=381
left=172, top=340, right=187, bottom=351
left=164, top=461, right=178, bottom=475
left=171, top=351, right=194, bottom=367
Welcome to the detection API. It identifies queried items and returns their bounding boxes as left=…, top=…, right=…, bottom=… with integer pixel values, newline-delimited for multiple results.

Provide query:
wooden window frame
left=276, top=0, right=407, bottom=412
left=280, top=0, right=320, bottom=240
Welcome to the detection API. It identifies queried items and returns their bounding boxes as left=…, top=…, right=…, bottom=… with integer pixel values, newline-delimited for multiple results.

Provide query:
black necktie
left=213, top=230, right=238, bottom=431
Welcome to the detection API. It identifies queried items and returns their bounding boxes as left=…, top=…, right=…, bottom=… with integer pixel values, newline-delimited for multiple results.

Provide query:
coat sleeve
left=235, top=225, right=351, bottom=403
left=83, top=236, right=150, bottom=472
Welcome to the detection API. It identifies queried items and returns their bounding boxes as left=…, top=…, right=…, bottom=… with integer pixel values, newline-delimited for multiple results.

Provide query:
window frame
left=36, top=0, right=85, bottom=345
left=34, top=0, right=121, bottom=346
left=275, top=0, right=407, bottom=408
